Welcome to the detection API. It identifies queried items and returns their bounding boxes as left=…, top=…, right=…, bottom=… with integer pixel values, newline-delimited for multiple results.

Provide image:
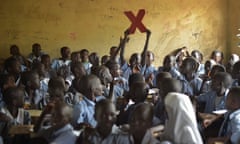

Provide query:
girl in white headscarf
left=161, top=92, right=203, bottom=144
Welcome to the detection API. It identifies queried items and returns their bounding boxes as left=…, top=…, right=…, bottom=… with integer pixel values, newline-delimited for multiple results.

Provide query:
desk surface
left=26, top=110, right=42, bottom=117
left=9, top=125, right=34, bottom=135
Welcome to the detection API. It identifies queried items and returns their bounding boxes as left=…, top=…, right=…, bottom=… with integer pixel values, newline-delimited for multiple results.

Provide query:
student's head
left=226, top=54, right=240, bottom=73
left=3, top=87, right=24, bottom=108
left=21, top=71, right=40, bottom=90
left=79, top=49, right=89, bottom=62
left=128, top=73, right=145, bottom=88
left=146, top=51, right=154, bottom=66
left=10, top=45, right=20, bottom=56
left=60, top=46, right=71, bottom=59
left=78, top=75, right=102, bottom=101
left=232, top=61, right=240, bottom=80
left=48, top=76, right=66, bottom=101
left=180, top=57, right=199, bottom=75
left=41, top=54, right=51, bottom=70
left=211, top=72, right=232, bottom=96
left=129, top=53, right=141, bottom=68
left=101, top=55, right=110, bottom=65
left=159, top=78, right=182, bottom=99
left=89, top=52, right=99, bottom=67
left=129, top=82, right=148, bottom=103
left=226, top=87, right=240, bottom=111
left=0, top=74, right=16, bottom=92
left=191, top=50, right=203, bottom=63
left=209, top=64, right=226, bottom=78
left=4, top=57, right=21, bottom=75
left=91, top=65, right=112, bottom=86
left=109, top=46, right=118, bottom=57
left=51, top=101, right=73, bottom=126
left=32, top=43, right=41, bottom=57
left=211, top=50, right=224, bottom=64
left=57, top=65, right=70, bottom=79
left=129, top=103, right=153, bottom=140
left=94, top=99, right=117, bottom=133
left=70, top=62, right=86, bottom=79
left=156, top=72, right=172, bottom=89
left=163, top=55, right=176, bottom=71
left=71, top=51, right=81, bottom=63
left=105, top=60, right=121, bottom=78
left=32, top=62, right=46, bottom=78
left=204, top=59, right=216, bottom=75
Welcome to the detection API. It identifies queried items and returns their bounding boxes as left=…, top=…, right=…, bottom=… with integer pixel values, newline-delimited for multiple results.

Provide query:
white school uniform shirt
left=162, top=92, right=203, bottom=144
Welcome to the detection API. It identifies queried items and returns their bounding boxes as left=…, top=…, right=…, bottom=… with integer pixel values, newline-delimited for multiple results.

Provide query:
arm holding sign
left=120, top=29, right=130, bottom=67
left=141, top=29, right=151, bottom=67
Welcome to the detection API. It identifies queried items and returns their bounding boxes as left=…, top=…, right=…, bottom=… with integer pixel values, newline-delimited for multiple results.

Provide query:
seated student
left=80, top=49, right=92, bottom=74
left=158, top=55, right=181, bottom=79
left=144, top=51, right=157, bottom=87
left=20, top=71, right=42, bottom=109
left=160, top=87, right=203, bottom=144
left=191, top=50, right=205, bottom=76
left=9, top=44, right=28, bottom=71
left=129, top=103, right=161, bottom=144
left=232, top=61, right=240, bottom=87
left=28, top=43, right=44, bottom=66
left=120, top=29, right=151, bottom=80
left=101, top=55, right=110, bottom=65
left=170, top=46, right=189, bottom=69
left=4, top=57, right=22, bottom=86
left=202, top=59, right=217, bottom=79
left=37, top=101, right=76, bottom=144
left=226, top=54, right=239, bottom=74
left=70, top=51, right=81, bottom=64
left=69, top=61, right=86, bottom=94
left=41, top=54, right=56, bottom=79
left=197, top=72, right=232, bottom=137
left=200, top=64, right=226, bottom=94
left=178, top=57, right=202, bottom=96
left=51, top=46, right=71, bottom=72
left=210, top=50, right=224, bottom=65
left=77, top=99, right=121, bottom=144
left=91, top=65, right=113, bottom=98
left=0, top=74, right=16, bottom=108
left=72, top=74, right=103, bottom=128
left=89, top=52, right=100, bottom=71
left=213, top=87, right=240, bottom=144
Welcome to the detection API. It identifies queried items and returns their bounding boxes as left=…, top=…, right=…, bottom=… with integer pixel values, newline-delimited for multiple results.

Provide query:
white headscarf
left=162, top=92, right=203, bottom=144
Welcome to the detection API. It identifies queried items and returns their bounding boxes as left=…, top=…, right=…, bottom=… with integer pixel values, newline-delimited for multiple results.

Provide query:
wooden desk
left=9, top=125, right=34, bottom=135
left=26, top=110, right=42, bottom=117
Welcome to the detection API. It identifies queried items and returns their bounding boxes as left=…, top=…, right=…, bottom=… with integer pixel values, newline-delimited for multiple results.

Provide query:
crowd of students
left=0, top=29, right=240, bottom=144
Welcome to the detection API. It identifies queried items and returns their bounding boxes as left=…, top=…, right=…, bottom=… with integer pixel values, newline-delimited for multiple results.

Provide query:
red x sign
left=124, top=9, right=147, bottom=34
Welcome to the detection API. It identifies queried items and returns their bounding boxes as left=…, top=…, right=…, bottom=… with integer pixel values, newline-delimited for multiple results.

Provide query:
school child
left=191, top=50, right=205, bottom=76
left=41, top=54, right=56, bottom=79
left=4, top=57, right=22, bottom=86
left=77, top=99, right=120, bottom=144
left=144, top=51, right=157, bottom=87
left=9, top=44, right=29, bottom=71
left=101, top=55, right=110, bottom=65
left=120, top=29, right=151, bottom=80
left=80, top=49, right=92, bottom=74
left=51, top=46, right=71, bottom=72
left=225, top=54, right=239, bottom=74
left=216, top=87, right=240, bottom=144
left=232, top=61, right=240, bottom=87
left=70, top=51, right=81, bottom=64
left=129, top=103, right=161, bottom=144
left=89, top=52, right=100, bottom=71
left=210, top=50, right=224, bottom=65
left=161, top=88, right=203, bottom=144
left=28, top=43, right=44, bottom=66
left=72, top=75, right=103, bottom=128
left=20, top=71, right=42, bottom=109
left=37, top=101, right=76, bottom=144
left=178, top=57, right=202, bottom=96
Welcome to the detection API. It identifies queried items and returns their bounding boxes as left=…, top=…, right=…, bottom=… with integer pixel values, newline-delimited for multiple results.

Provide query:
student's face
left=130, top=54, right=141, bottom=67
left=110, top=47, right=117, bottom=56
left=41, top=57, right=51, bottom=69
left=62, top=48, right=71, bottom=59
left=146, top=52, right=154, bottom=65
left=110, top=64, right=121, bottom=77
left=71, top=53, right=81, bottom=63
left=33, top=46, right=41, bottom=57
left=11, top=61, right=21, bottom=74
left=95, top=103, right=117, bottom=129
left=180, top=60, right=193, bottom=74
left=81, top=51, right=89, bottom=62
left=129, top=111, right=151, bottom=137
left=211, top=78, right=224, bottom=96
left=213, top=53, right=223, bottom=63
left=226, top=92, right=237, bottom=111
left=103, top=68, right=113, bottom=83
left=91, top=79, right=103, bottom=101
left=10, top=46, right=20, bottom=55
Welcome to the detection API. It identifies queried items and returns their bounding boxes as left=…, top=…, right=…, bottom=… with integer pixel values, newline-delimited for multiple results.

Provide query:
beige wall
left=0, top=0, right=228, bottom=66
left=228, top=0, right=240, bottom=59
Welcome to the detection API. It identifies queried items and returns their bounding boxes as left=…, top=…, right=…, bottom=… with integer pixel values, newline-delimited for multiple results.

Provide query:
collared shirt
left=197, top=89, right=229, bottom=113
left=128, top=130, right=161, bottom=144
left=0, top=107, right=31, bottom=125
left=82, top=62, right=92, bottom=74
left=219, top=109, right=240, bottom=144
left=49, top=124, right=76, bottom=144
left=51, top=58, right=71, bottom=71
left=72, top=96, right=96, bottom=128
left=177, top=74, right=202, bottom=96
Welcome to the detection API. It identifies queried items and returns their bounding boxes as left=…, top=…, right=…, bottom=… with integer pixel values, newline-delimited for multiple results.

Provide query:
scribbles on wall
left=69, top=32, right=77, bottom=40
left=124, top=9, right=147, bottom=34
